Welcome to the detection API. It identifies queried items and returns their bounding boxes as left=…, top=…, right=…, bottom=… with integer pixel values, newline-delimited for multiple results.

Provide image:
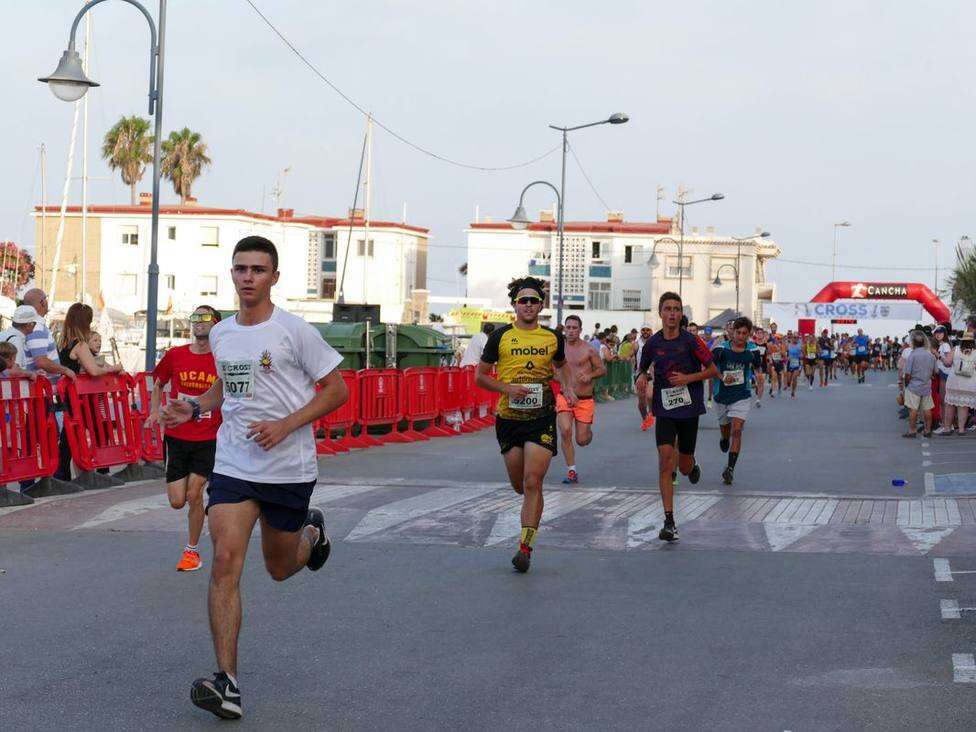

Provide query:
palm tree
left=101, top=116, right=153, bottom=205
left=948, top=242, right=976, bottom=314
left=161, top=127, right=212, bottom=205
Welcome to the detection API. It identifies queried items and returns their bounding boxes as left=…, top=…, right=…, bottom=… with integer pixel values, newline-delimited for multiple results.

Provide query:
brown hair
left=0, top=341, right=16, bottom=365
left=59, top=303, right=94, bottom=351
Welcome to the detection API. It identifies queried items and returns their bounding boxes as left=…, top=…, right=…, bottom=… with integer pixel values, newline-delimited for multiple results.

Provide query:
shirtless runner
left=557, top=315, right=606, bottom=484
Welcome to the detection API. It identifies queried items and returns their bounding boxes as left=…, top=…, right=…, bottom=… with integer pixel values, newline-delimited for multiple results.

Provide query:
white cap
left=12, top=305, right=38, bottom=325
left=641, top=322, right=653, bottom=330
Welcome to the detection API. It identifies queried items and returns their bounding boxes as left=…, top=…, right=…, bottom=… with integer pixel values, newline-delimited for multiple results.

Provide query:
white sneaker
left=934, top=426, right=953, bottom=436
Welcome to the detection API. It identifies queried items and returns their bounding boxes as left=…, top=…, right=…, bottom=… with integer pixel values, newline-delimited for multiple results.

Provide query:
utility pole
left=39, top=143, right=46, bottom=290
left=363, top=113, right=373, bottom=304
left=81, top=13, right=90, bottom=304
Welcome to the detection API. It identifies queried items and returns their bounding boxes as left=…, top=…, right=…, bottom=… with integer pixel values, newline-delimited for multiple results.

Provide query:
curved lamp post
left=672, top=193, right=724, bottom=298
left=546, top=113, right=629, bottom=324
left=39, top=0, right=166, bottom=371
left=509, top=181, right=561, bottom=314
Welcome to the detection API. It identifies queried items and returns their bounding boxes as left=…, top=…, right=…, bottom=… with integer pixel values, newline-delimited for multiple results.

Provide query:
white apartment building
left=466, top=211, right=780, bottom=328
left=32, top=196, right=430, bottom=323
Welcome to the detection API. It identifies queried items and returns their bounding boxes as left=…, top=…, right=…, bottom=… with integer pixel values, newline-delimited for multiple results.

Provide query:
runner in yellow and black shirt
left=477, top=276, right=576, bottom=574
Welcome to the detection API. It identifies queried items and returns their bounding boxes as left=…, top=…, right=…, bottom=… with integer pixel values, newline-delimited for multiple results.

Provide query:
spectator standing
left=942, top=337, right=976, bottom=435
left=21, top=289, right=76, bottom=483
left=0, top=305, right=39, bottom=368
left=932, top=325, right=952, bottom=433
left=58, top=303, right=124, bottom=378
left=902, top=331, right=938, bottom=438
left=460, top=323, right=495, bottom=367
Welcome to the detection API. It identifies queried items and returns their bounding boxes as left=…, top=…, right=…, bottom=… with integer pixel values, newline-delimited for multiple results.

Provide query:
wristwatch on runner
left=185, top=397, right=202, bottom=422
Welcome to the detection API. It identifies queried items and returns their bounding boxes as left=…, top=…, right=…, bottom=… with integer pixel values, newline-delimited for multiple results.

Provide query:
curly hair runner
left=507, top=276, right=546, bottom=303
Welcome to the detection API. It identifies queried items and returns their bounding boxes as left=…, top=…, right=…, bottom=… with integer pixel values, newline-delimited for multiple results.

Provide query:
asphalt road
left=320, top=369, right=930, bottom=497
left=2, top=366, right=975, bottom=730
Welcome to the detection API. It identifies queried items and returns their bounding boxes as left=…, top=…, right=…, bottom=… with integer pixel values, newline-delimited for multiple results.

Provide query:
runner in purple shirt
left=636, top=291, right=719, bottom=542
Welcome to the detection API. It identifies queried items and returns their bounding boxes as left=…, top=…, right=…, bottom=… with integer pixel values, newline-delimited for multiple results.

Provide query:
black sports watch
left=186, top=397, right=202, bottom=422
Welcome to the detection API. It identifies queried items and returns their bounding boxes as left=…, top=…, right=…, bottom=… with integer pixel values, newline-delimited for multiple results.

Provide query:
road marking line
left=763, top=523, right=819, bottom=551
left=952, top=654, right=976, bottom=682
left=922, top=451, right=931, bottom=456
left=309, top=483, right=398, bottom=506
left=921, top=441, right=930, bottom=448
left=924, top=472, right=934, bottom=495
left=942, top=599, right=961, bottom=619
left=73, top=494, right=172, bottom=530
left=346, top=485, right=496, bottom=541
left=486, top=490, right=606, bottom=547
left=899, top=527, right=954, bottom=553
left=923, top=460, right=932, bottom=467
left=935, top=558, right=953, bottom=581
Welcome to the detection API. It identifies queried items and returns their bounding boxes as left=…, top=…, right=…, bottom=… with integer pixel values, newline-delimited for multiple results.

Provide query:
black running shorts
left=853, top=354, right=868, bottom=364
left=495, top=414, right=558, bottom=456
left=206, top=473, right=316, bottom=532
left=164, top=435, right=216, bottom=483
left=654, top=415, right=700, bottom=454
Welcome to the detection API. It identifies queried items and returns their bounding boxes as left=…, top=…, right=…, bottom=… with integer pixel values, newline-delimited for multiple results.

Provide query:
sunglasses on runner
left=189, top=313, right=216, bottom=323
left=515, top=297, right=542, bottom=305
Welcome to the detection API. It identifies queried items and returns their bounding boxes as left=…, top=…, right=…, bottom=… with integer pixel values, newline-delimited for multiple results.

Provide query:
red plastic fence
left=132, top=372, right=166, bottom=463
left=58, top=373, right=142, bottom=472
left=401, top=367, right=438, bottom=441
left=0, top=376, right=60, bottom=484
left=314, top=369, right=371, bottom=454
left=358, top=369, right=415, bottom=444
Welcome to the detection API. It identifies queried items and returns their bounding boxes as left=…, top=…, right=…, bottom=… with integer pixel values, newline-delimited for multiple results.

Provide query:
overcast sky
left=2, top=0, right=974, bottom=307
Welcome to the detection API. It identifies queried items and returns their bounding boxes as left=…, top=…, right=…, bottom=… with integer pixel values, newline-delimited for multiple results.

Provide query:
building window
left=164, top=275, right=175, bottom=290
left=591, top=241, right=603, bottom=260
left=588, top=281, right=611, bottom=310
left=321, top=276, right=337, bottom=299
left=167, top=226, right=176, bottom=241
left=622, top=290, right=642, bottom=310
left=198, top=276, right=218, bottom=296
left=624, top=245, right=642, bottom=264
left=200, top=226, right=219, bottom=247
left=119, top=274, right=138, bottom=296
left=357, top=239, right=374, bottom=257
left=666, top=255, right=693, bottom=278
left=121, top=226, right=139, bottom=246
left=323, top=233, right=336, bottom=259
left=710, top=256, right=737, bottom=279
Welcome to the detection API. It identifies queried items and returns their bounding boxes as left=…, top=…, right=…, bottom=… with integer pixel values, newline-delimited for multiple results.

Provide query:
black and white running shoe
left=722, top=466, right=734, bottom=485
left=688, top=463, right=701, bottom=484
left=659, top=518, right=679, bottom=542
left=305, top=508, right=331, bottom=571
left=191, top=672, right=242, bottom=720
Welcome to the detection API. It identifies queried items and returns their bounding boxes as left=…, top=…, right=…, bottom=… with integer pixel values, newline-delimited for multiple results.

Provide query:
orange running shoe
left=640, top=413, right=655, bottom=431
left=176, top=549, right=202, bottom=572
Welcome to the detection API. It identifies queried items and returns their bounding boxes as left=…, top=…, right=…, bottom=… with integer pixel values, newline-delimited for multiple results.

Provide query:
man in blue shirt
left=853, top=328, right=871, bottom=383
left=21, top=289, right=76, bottom=483
left=712, top=317, right=763, bottom=485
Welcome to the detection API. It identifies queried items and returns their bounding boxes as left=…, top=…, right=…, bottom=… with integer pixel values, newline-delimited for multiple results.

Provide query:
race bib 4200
left=219, top=360, right=255, bottom=400
left=510, top=383, right=543, bottom=410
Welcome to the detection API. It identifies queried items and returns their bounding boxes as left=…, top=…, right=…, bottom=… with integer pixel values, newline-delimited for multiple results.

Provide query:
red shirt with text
left=152, top=345, right=221, bottom=441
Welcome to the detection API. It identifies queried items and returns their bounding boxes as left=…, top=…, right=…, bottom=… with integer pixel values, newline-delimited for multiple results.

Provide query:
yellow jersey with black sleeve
left=481, top=324, right=565, bottom=421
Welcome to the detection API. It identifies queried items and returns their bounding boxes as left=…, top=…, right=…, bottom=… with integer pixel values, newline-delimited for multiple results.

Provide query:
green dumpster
left=312, top=322, right=371, bottom=370
left=371, top=324, right=454, bottom=369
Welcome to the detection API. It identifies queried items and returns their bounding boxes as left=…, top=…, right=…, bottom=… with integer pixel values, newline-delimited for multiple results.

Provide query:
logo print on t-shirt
left=259, top=350, right=273, bottom=372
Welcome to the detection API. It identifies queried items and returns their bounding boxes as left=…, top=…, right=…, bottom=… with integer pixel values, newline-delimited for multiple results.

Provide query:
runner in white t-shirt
left=162, top=236, right=348, bottom=721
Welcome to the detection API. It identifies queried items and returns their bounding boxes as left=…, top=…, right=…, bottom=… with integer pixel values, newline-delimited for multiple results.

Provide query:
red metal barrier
left=424, top=367, right=463, bottom=437
left=315, top=370, right=372, bottom=453
left=475, top=371, right=498, bottom=426
left=0, top=377, right=60, bottom=484
left=58, top=373, right=142, bottom=472
left=133, top=372, right=165, bottom=463
left=458, top=366, right=486, bottom=432
left=401, top=367, right=439, bottom=441
left=358, top=369, right=415, bottom=444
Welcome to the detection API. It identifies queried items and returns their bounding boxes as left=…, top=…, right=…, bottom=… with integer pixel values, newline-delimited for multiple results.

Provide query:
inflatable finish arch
left=810, top=282, right=950, bottom=323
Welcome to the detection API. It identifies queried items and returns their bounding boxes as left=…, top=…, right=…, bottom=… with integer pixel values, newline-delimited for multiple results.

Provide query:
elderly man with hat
left=0, top=305, right=39, bottom=369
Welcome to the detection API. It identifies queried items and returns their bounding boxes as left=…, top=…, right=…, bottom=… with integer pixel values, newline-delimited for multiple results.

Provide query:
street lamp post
left=712, top=263, right=739, bottom=315
left=508, top=181, right=562, bottom=313
left=547, top=113, right=628, bottom=324
left=729, top=231, right=770, bottom=318
left=933, top=238, right=941, bottom=297
left=831, top=221, right=851, bottom=282
left=40, top=0, right=166, bottom=371
left=673, top=193, right=724, bottom=299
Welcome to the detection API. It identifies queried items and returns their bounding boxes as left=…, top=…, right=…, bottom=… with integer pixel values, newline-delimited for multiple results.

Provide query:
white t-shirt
left=460, top=331, right=488, bottom=367
left=0, top=327, right=27, bottom=368
left=938, top=342, right=952, bottom=376
left=209, top=307, right=343, bottom=483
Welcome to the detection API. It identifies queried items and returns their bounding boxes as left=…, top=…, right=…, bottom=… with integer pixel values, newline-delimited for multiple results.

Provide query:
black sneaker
left=659, top=518, right=679, bottom=542
left=512, top=546, right=531, bottom=573
left=305, top=508, right=331, bottom=571
left=719, top=437, right=730, bottom=453
left=191, top=672, right=242, bottom=720
left=722, top=466, right=734, bottom=485
left=688, top=463, right=701, bottom=484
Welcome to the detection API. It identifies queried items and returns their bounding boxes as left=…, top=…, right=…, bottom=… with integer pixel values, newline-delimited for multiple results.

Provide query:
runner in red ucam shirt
left=148, top=305, right=222, bottom=572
